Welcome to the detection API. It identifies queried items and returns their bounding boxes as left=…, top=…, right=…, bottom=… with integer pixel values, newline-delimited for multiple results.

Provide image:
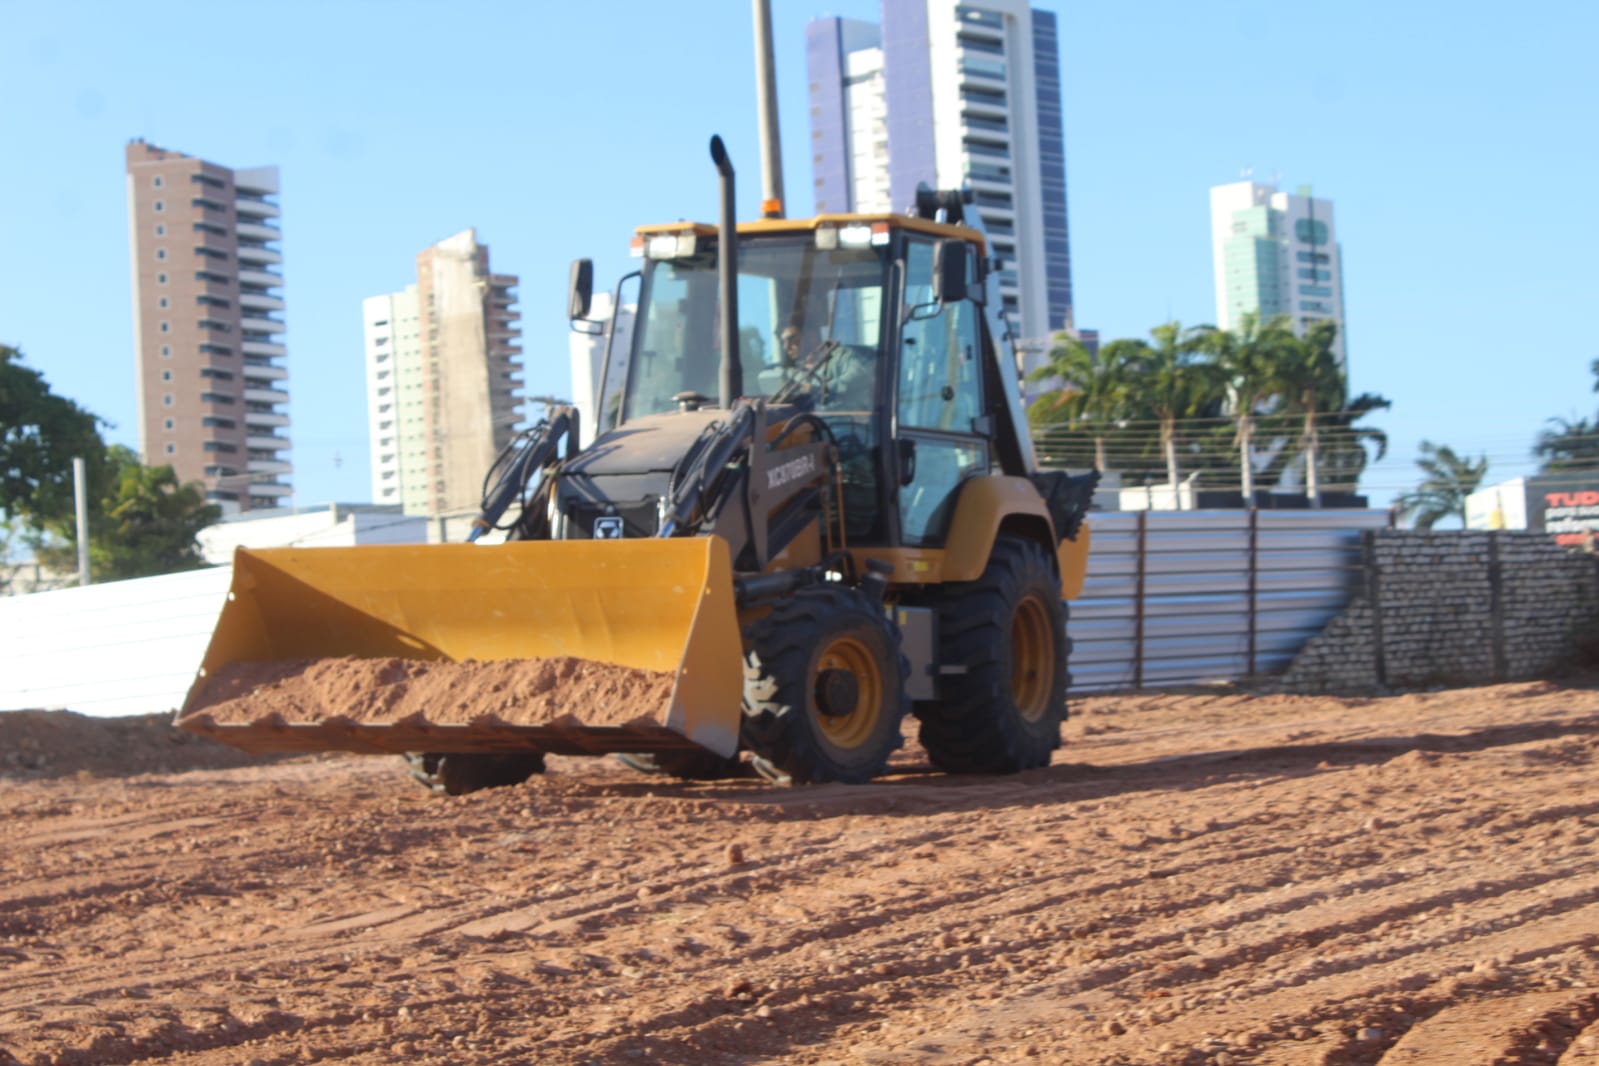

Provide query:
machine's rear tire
left=741, top=586, right=908, bottom=784
left=917, top=534, right=1068, bottom=774
left=407, top=752, right=546, bottom=796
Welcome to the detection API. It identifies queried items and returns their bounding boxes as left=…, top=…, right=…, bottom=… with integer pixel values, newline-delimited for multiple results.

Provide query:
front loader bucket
left=176, top=537, right=743, bottom=759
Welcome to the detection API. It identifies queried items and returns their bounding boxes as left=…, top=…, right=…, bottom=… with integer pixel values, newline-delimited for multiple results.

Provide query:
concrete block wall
left=1275, top=598, right=1378, bottom=692
left=1279, top=531, right=1599, bottom=693
left=1499, top=534, right=1599, bottom=678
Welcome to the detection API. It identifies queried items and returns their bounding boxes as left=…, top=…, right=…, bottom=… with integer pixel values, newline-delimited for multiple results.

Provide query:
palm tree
left=1533, top=359, right=1599, bottom=473
left=1273, top=320, right=1344, bottom=505
left=1536, top=415, right=1599, bottom=472
left=1395, top=441, right=1486, bottom=529
left=1135, top=322, right=1223, bottom=506
left=1202, top=312, right=1294, bottom=502
left=1316, top=391, right=1391, bottom=494
left=1027, top=335, right=1145, bottom=472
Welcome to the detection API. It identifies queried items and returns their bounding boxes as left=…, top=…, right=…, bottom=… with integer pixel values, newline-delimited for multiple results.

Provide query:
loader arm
left=659, top=398, right=836, bottom=573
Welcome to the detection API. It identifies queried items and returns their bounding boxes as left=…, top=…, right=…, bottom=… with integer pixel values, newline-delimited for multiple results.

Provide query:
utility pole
left=72, top=456, right=90, bottom=586
left=753, top=0, right=785, bottom=217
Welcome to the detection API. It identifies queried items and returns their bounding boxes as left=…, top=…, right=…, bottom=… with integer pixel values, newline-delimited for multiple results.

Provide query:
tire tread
left=916, top=535, right=1069, bottom=774
left=741, top=587, right=909, bottom=784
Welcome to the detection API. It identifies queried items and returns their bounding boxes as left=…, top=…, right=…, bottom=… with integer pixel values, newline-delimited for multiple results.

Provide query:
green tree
left=0, top=516, right=21, bottom=595
left=37, top=445, right=221, bottom=581
left=1536, top=416, right=1599, bottom=472
left=1202, top=313, right=1295, bottom=501
left=1135, top=322, right=1222, bottom=501
left=1028, top=320, right=1387, bottom=505
left=1027, top=334, right=1145, bottom=471
left=1272, top=321, right=1345, bottom=504
left=1395, top=441, right=1487, bottom=529
left=0, top=344, right=107, bottom=526
left=1534, top=359, right=1599, bottom=473
left=1315, top=391, right=1392, bottom=494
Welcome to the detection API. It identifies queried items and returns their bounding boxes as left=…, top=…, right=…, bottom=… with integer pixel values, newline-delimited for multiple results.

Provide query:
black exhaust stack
left=710, top=135, right=742, bottom=408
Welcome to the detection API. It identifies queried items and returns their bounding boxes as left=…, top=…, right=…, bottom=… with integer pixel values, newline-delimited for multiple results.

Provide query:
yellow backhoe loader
left=177, top=138, right=1097, bottom=793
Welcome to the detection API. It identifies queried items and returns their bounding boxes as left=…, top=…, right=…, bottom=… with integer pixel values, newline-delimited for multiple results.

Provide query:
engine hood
left=563, top=410, right=729, bottom=478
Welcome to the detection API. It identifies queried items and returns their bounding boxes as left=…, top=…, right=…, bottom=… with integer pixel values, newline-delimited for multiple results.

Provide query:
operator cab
left=569, top=211, right=1017, bottom=552
left=623, top=222, right=886, bottom=421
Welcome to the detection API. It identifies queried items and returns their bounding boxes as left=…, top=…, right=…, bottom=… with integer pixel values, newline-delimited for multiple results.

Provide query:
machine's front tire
left=917, top=534, right=1068, bottom=774
left=741, top=587, right=908, bottom=784
left=407, top=752, right=546, bottom=796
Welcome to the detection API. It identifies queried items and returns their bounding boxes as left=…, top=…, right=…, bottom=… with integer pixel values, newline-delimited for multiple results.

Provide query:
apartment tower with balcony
left=125, top=141, right=290, bottom=513
left=362, top=229, right=523, bottom=515
left=807, top=0, right=1075, bottom=371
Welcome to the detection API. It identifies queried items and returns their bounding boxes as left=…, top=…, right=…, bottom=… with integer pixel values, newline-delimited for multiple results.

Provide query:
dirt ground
left=3, top=679, right=1598, bottom=1066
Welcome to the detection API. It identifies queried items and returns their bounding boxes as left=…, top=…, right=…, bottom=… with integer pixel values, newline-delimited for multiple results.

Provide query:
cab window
left=898, top=240, right=982, bottom=432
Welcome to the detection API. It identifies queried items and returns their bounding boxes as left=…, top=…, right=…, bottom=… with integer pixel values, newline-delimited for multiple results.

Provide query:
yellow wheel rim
left=1011, top=595, right=1055, bottom=723
left=812, top=635, right=884, bottom=750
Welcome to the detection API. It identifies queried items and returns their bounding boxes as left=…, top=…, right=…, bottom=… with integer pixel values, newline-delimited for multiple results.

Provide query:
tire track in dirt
left=1372, top=989, right=1599, bottom=1064
left=479, top=741, right=1599, bottom=1061
left=601, top=722, right=1599, bottom=1061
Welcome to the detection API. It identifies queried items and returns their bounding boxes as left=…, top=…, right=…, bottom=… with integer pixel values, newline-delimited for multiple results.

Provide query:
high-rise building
left=362, top=229, right=523, bottom=516
left=1210, top=180, right=1347, bottom=369
left=126, top=141, right=290, bottom=513
left=361, top=287, right=422, bottom=510
left=807, top=0, right=1076, bottom=361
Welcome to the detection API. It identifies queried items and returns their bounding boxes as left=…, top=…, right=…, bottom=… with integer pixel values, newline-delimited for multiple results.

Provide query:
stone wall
left=1280, top=531, right=1599, bottom=693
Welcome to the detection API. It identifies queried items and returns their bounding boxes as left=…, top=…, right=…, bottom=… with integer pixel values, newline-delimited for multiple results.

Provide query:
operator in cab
left=773, top=323, right=875, bottom=411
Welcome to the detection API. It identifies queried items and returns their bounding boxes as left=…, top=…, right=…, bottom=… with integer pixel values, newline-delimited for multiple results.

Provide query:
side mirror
left=567, top=258, right=594, bottom=321
left=932, top=239, right=969, bottom=304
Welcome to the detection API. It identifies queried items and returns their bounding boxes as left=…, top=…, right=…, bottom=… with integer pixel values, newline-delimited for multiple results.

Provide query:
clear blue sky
left=3, top=0, right=1595, bottom=510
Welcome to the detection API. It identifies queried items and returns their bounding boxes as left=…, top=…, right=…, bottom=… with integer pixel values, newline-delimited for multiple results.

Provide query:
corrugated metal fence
left=1069, top=509, right=1390, bottom=691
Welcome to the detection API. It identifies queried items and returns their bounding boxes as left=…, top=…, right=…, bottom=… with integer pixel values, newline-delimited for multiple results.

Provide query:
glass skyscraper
left=1210, top=180, right=1348, bottom=370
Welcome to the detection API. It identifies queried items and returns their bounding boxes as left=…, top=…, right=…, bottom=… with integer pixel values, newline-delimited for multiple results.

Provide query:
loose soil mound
left=0, top=710, right=284, bottom=780
left=2, top=678, right=1598, bottom=1064
left=184, top=656, right=676, bottom=728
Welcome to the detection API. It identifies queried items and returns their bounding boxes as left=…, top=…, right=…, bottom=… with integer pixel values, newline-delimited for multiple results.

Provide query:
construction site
left=5, top=128, right=1599, bottom=1066
left=4, top=4, right=1597, bottom=1064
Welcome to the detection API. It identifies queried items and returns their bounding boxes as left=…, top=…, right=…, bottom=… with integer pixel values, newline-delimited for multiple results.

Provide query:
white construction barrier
left=0, top=567, right=231, bottom=717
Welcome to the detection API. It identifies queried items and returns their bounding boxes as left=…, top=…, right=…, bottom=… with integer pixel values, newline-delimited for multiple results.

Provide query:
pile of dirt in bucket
left=181, top=656, right=677, bottom=729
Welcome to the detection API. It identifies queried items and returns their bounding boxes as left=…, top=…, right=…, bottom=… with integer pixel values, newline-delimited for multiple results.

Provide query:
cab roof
left=634, top=212, right=986, bottom=253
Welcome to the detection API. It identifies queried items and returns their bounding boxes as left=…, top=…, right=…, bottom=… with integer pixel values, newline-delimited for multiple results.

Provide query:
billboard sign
left=1468, top=475, right=1599, bottom=547
left=1537, top=485, right=1599, bottom=547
